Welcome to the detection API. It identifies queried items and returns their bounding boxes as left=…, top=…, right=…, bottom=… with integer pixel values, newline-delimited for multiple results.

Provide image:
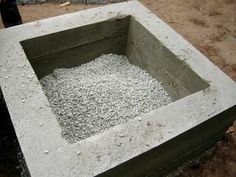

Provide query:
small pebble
left=44, top=150, right=49, bottom=154
left=119, top=134, right=125, bottom=138
left=76, top=151, right=81, bottom=155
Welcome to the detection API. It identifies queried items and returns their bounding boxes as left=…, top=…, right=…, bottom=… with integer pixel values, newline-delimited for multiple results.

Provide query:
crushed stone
left=40, top=54, right=172, bottom=143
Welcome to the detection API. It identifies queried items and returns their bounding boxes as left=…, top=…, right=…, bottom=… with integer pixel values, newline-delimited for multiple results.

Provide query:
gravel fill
left=40, top=54, right=172, bottom=143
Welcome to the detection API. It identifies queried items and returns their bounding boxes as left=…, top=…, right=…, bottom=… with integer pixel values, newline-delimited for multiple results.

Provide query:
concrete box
left=0, top=1, right=236, bottom=177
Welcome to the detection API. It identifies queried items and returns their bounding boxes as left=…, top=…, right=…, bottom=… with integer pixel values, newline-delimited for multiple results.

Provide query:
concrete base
left=0, top=1, right=236, bottom=177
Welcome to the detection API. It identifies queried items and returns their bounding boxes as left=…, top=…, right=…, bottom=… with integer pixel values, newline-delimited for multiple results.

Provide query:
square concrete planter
left=0, top=1, right=236, bottom=177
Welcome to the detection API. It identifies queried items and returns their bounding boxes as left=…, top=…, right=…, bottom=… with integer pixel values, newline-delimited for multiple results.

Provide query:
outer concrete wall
left=96, top=105, right=236, bottom=177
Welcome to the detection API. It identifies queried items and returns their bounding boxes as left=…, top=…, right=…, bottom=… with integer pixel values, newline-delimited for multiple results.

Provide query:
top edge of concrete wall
left=17, top=0, right=126, bottom=4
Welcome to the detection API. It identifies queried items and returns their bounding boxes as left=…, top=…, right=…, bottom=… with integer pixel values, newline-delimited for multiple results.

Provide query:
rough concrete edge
left=17, top=0, right=125, bottom=4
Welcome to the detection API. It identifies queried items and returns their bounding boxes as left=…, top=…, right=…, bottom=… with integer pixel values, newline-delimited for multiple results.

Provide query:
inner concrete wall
left=21, top=16, right=208, bottom=101
left=126, top=17, right=209, bottom=100
left=21, top=16, right=130, bottom=79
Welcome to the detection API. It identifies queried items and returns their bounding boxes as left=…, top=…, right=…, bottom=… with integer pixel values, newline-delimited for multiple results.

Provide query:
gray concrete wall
left=126, top=17, right=209, bottom=100
left=1, top=1, right=236, bottom=177
left=18, top=0, right=125, bottom=4
left=21, top=15, right=208, bottom=101
left=21, top=16, right=130, bottom=79
left=96, top=105, right=236, bottom=177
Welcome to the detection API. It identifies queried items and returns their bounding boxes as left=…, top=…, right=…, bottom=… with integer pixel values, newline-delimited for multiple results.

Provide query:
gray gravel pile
left=40, top=54, right=172, bottom=143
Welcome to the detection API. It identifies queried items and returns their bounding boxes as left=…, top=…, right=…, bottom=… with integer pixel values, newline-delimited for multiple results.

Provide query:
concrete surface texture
left=0, top=1, right=236, bottom=177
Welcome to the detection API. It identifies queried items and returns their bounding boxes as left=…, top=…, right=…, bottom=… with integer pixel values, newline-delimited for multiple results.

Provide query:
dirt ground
left=0, top=0, right=236, bottom=177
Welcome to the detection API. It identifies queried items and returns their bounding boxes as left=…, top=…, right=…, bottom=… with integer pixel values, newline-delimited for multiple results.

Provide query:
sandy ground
left=0, top=0, right=236, bottom=177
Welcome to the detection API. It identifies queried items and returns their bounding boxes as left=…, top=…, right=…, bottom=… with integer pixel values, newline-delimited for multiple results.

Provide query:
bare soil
left=141, top=0, right=236, bottom=81
left=0, top=0, right=236, bottom=177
